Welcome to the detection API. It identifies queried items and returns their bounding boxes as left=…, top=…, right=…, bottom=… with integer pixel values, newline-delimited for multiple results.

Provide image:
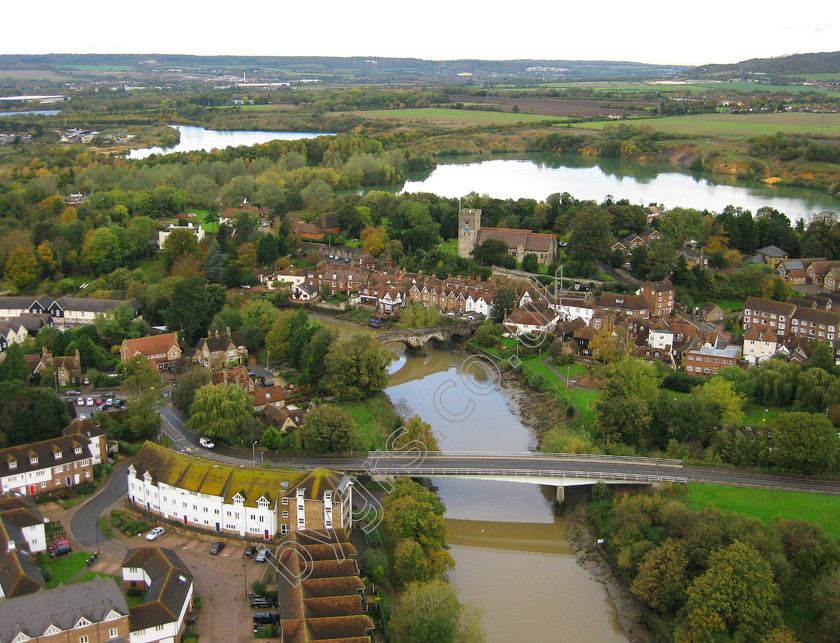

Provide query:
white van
left=199, top=437, right=215, bottom=449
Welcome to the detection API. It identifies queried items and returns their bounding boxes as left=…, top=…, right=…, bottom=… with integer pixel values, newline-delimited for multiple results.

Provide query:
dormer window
left=74, top=447, right=82, bottom=455
left=54, top=451, right=63, bottom=460
left=8, top=459, right=16, bottom=470
left=30, top=456, right=39, bottom=465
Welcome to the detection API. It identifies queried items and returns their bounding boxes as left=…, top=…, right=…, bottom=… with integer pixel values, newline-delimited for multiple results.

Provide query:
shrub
left=40, top=566, right=53, bottom=583
left=251, top=579, right=267, bottom=595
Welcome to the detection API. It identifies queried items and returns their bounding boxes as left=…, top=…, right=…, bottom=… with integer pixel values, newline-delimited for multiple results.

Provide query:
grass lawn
left=352, top=108, right=561, bottom=126
left=188, top=209, right=219, bottom=233
left=570, top=112, right=840, bottom=139
left=688, top=484, right=840, bottom=539
left=334, top=394, right=395, bottom=451
left=75, top=571, right=121, bottom=585
left=742, top=403, right=783, bottom=426
left=712, top=299, right=744, bottom=312
left=135, top=259, right=165, bottom=283
left=439, top=239, right=458, bottom=256
left=45, top=552, right=90, bottom=588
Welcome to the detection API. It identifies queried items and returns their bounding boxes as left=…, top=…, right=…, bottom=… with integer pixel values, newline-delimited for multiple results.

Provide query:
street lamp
left=252, top=440, right=258, bottom=468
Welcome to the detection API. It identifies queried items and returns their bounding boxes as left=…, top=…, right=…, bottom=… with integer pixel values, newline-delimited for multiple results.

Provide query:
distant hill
left=0, top=54, right=685, bottom=82
left=689, top=51, right=840, bottom=76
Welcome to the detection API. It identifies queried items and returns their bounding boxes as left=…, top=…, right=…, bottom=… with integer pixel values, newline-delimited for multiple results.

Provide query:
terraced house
left=0, top=295, right=141, bottom=328
left=0, top=419, right=106, bottom=497
left=127, top=442, right=354, bottom=539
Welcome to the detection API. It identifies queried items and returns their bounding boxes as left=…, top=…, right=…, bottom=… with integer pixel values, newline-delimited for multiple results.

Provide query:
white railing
left=364, top=467, right=689, bottom=484
left=367, top=451, right=683, bottom=467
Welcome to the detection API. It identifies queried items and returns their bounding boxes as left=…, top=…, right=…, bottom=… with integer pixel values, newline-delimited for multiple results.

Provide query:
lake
left=0, top=110, right=61, bottom=117
left=127, top=125, right=331, bottom=159
left=400, top=153, right=839, bottom=220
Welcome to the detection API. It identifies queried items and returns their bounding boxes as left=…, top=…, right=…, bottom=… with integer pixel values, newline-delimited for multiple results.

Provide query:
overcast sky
left=4, top=1, right=838, bottom=67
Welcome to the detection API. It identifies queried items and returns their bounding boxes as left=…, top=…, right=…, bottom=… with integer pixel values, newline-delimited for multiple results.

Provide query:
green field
left=353, top=108, right=561, bottom=126
left=238, top=104, right=296, bottom=112
left=688, top=484, right=840, bottom=539
left=742, top=403, right=783, bottom=426
left=571, top=112, right=840, bottom=139
left=712, top=299, right=744, bottom=312
left=334, top=395, right=394, bottom=451
left=135, top=259, right=165, bottom=283
left=188, top=209, right=219, bottom=233
left=45, top=552, right=90, bottom=588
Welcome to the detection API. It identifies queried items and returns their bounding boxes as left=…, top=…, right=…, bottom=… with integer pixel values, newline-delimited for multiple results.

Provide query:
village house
left=698, top=302, right=725, bottom=324
left=209, top=366, right=253, bottom=391
left=23, top=349, right=81, bottom=387
left=823, top=267, right=840, bottom=292
left=0, top=421, right=104, bottom=497
left=743, top=297, right=796, bottom=337
left=258, top=266, right=306, bottom=290
left=676, top=247, right=708, bottom=269
left=0, top=578, right=130, bottom=642
left=192, top=330, right=248, bottom=371
left=127, top=442, right=354, bottom=539
left=247, top=384, right=286, bottom=412
left=0, top=494, right=49, bottom=556
left=157, top=222, right=205, bottom=247
left=120, top=332, right=182, bottom=371
left=647, top=319, right=675, bottom=352
left=683, top=343, right=741, bottom=376
left=755, top=245, right=788, bottom=269
left=807, top=260, right=840, bottom=288
left=122, top=547, right=194, bottom=643
left=0, top=507, right=45, bottom=600
left=597, top=292, right=650, bottom=318
left=777, top=257, right=824, bottom=284
left=790, top=306, right=840, bottom=342
left=638, top=279, right=676, bottom=316
left=610, top=228, right=662, bottom=254
left=0, top=322, right=27, bottom=356
left=743, top=326, right=780, bottom=366
left=0, top=295, right=141, bottom=329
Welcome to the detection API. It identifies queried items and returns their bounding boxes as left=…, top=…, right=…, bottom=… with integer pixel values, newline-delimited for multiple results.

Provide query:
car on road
left=86, top=397, right=94, bottom=406
left=49, top=543, right=72, bottom=558
left=65, top=390, right=81, bottom=397
left=248, top=593, right=278, bottom=608
left=199, top=437, right=215, bottom=449
left=77, top=397, right=86, bottom=407
left=209, top=541, right=225, bottom=555
left=145, top=527, right=165, bottom=541
left=255, top=547, right=269, bottom=563
left=243, top=545, right=258, bottom=559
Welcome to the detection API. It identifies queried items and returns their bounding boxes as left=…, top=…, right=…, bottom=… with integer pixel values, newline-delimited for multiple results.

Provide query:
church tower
left=457, top=208, right=482, bottom=258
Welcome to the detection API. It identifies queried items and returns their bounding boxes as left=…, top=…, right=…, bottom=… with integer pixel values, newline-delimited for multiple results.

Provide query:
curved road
left=71, top=459, right=131, bottom=547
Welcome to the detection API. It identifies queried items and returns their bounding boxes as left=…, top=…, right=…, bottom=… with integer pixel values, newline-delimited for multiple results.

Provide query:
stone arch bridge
left=375, top=319, right=483, bottom=349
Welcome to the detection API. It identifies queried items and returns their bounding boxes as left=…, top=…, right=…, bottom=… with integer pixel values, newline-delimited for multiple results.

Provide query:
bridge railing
left=365, top=467, right=689, bottom=484
left=367, top=451, right=683, bottom=467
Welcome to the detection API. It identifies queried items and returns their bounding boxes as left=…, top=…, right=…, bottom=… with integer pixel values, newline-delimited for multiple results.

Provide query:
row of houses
left=0, top=295, right=141, bottom=329
left=119, top=329, right=249, bottom=373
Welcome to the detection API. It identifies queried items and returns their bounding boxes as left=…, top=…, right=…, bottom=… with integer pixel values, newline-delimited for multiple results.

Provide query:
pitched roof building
left=120, top=332, right=181, bottom=371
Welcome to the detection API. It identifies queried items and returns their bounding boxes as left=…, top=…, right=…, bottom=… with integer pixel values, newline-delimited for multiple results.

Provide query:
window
left=109, top=628, right=119, bottom=638
left=9, top=460, right=16, bottom=469
left=80, top=637, right=89, bottom=643
left=74, top=447, right=82, bottom=455
left=282, top=498, right=289, bottom=505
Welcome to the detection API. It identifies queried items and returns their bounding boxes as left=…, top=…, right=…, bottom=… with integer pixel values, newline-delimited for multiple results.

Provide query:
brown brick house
left=120, top=332, right=181, bottom=371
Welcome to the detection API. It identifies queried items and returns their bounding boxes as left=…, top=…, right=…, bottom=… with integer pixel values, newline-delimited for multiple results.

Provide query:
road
left=71, top=459, right=131, bottom=547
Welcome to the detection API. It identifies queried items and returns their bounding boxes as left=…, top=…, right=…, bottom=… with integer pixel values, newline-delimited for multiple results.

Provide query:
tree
left=94, top=302, right=143, bottom=346
left=256, top=234, right=280, bottom=266
left=393, top=415, right=441, bottom=452
left=260, top=426, right=284, bottom=451
left=0, top=382, right=71, bottom=446
left=161, top=229, right=200, bottom=272
left=490, top=283, right=517, bottom=324
left=122, top=355, right=163, bottom=392
left=360, top=225, right=388, bottom=255
left=185, top=383, right=253, bottom=443
left=300, top=326, right=338, bottom=390
left=324, top=335, right=392, bottom=401
left=265, top=309, right=309, bottom=361
left=237, top=242, right=257, bottom=270
left=4, top=246, right=39, bottom=287
left=472, top=239, right=513, bottom=268
left=630, top=538, right=689, bottom=615
left=164, top=277, right=212, bottom=345
left=569, top=207, right=613, bottom=264
left=682, top=541, right=782, bottom=642
left=202, top=243, right=227, bottom=283
left=762, top=276, right=793, bottom=301
left=521, top=253, right=540, bottom=274
left=603, top=357, right=660, bottom=400
left=770, top=412, right=839, bottom=474
left=691, top=378, right=745, bottom=426
left=172, top=367, right=211, bottom=415
left=0, top=344, right=30, bottom=383
left=808, top=341, right=836, bottom=374
left=594, top=395, right=651, bottom=446
left=397, top=303, right=442, bottom=329
left=394, top=579, right=484, bottom=643
left=814, top=565, right=840, bottom=640
left=300, top=405, right=356, bottom=453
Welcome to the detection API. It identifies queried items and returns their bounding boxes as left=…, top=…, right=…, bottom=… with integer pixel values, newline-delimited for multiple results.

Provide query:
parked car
left=94, top=397, right=104, bottom=406
left=145, top=527, right=165, bottom=541
left=49, top=543, right=72, bottom=558
left=199, top=437, right=215, bottom=449
left=209, top=541, right=225, bottom=555
left=255, top=547, right=269, bottom=563
left=83, top=377, right=89, bottom=385
left=85, top=397, right=94, bottom=406
left=252, top=611, right=280, bottom=626
left=103, top=391, right=115, bottom=398
left=65, top=390, right=81, bottom=397
left=77, top=397, right=86, bottom=407
left=78, top=413, right=89, bottom=420
left=243, top=545, right=258, bottom=559
left=248, top=593, right=278, bottom=608
left=48, top=539, right=71, bottom=553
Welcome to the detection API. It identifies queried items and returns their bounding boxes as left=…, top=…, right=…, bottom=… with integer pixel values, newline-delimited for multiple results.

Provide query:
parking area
left=137, top=531, right=280, bottom=642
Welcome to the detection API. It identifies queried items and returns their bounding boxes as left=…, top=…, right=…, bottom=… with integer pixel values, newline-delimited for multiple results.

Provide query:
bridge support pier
left=554, top=485, right=565, bottom=507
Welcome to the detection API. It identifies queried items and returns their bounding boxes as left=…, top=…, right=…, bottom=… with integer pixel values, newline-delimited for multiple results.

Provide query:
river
left=399, top=153, right=838, bottom=221
left=127, top=125, right=331, bottom=159
left=314, top=316, right=625, bottom=642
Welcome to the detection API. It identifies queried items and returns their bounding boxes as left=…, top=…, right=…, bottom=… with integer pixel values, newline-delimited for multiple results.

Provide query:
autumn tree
left=630, top=538, right=690, bottom=614
left=4, top=246, right=39, bottom=288
left=121, top=355, right=163, bottom=392
left=360, top=225, right=388, bottom=255
left=691, top=378, right=745, bottom=426
left=392, top=415, right=441, bottom=452
left=394, top=579, right=484, bottom=643
left=682, top=541, right=782, bottom=642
